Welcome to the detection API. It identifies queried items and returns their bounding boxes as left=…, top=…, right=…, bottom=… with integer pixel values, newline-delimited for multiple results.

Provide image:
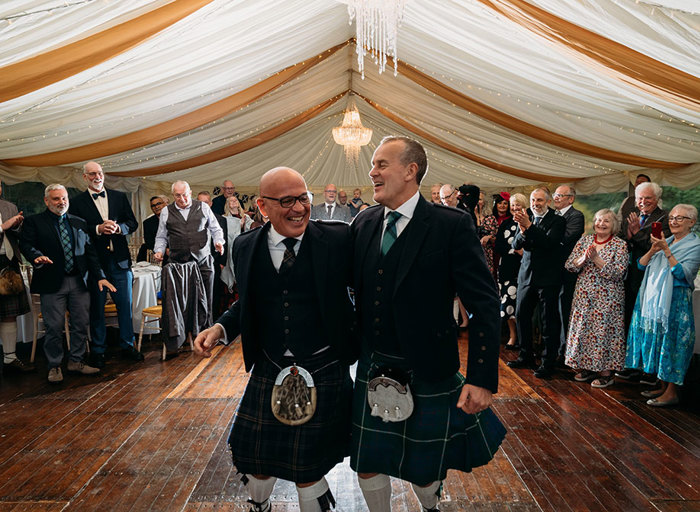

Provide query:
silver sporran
left=367, top=372, right=414, bottom=423
left=271, top=365, right=317, bottom=426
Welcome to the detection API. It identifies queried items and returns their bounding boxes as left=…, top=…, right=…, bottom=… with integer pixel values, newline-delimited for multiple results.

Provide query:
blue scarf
left=639, top=232, right=700, bottom=332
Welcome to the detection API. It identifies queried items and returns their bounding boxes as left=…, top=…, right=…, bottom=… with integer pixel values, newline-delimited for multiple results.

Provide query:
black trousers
left=516, top=283, right=561, bottom=368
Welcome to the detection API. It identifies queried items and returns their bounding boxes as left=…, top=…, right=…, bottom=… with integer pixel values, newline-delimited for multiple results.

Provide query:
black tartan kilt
left=350, top=352, right=507, bottom=486
left=229, top=350, right=353, bottom=483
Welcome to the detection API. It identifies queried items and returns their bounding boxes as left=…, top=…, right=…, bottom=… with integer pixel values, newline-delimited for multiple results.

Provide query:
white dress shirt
left=381, top=190, right=420, bottom=247
left=154, top=200, right=225, bottom=255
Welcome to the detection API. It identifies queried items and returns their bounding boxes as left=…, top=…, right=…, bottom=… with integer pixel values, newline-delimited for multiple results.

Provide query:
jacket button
left=378, top=269, right=384, bottom=275
left=284, top=302, right=289, bottom=307
left=284, top=328, right=290, bottom=334
left=374, top=300, right=380, bottom=306
left=283, top=290, right=288, bottom=295
left=479, top=332, right=484, bottom=337
left=481, top=345, right=486, bottom=351
left=478, top=358, right=483, bottom=364
left=376, top=286, right=382, bottom=292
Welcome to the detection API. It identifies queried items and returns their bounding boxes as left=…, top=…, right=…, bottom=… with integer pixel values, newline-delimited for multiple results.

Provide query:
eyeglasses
left=324, top=189, right=337, bottom=193
left=668, top=215, right=691, bottom=222
left=440, top=190, right=456, bottom=200
left=262, top=193, right=310, bottom=208
left=150, top=201, right=165, bottom=208
left=552, top=193, right=572, bottom=199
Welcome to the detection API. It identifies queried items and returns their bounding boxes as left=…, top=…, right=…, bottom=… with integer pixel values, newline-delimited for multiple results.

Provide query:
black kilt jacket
left=216, top=220, right=357, bottom=369
left=351, top=196, right=501, bottom=393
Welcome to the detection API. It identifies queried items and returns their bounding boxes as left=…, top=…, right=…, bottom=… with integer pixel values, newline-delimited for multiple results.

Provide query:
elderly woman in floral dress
left=625, top=204, right=700, bottom=407
left=564, top=209, right=628, bottom=388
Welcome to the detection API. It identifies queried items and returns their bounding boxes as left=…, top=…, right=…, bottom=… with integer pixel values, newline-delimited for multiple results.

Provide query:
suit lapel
left=307, top=222, right=329, bottom=320
left=394, top=197, right=430, bottom=294
left=355, top=207, right=383, bottom=292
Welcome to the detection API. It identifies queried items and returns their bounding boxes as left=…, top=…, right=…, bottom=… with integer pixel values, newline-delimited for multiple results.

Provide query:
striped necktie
left=279, top=237, right=297, bottom=273
left=381, top=211, right=402, bottom=256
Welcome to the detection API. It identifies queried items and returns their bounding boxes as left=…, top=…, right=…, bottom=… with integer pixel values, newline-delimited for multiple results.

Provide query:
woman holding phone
left=625, top=204, right=700, bottom=406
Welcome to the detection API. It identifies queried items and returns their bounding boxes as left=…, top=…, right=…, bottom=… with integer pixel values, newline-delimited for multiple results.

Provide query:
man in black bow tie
left=69, top=161, right=142, bottom=367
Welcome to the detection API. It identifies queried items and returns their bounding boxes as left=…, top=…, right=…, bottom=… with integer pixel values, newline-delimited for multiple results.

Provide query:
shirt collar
left=557, top=205, right=572, bottom=216
left=384, top=190, right=420, bottom=220
left=268, top=225, right=304, bottom=247
left=175, top=201, right=192, bottom=211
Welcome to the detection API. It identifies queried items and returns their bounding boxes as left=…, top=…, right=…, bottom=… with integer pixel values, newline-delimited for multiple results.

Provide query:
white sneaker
left=66, top=360, right=100, bottom=375
left=47, top=367, right=63, bottom=383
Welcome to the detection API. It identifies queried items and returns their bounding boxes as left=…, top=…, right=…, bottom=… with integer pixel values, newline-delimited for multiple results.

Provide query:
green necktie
left=381, top=211, right=402, bottom=256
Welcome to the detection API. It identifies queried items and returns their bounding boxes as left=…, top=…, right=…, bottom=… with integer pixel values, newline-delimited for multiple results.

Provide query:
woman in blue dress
left=625, top=204, right=700, bottom=407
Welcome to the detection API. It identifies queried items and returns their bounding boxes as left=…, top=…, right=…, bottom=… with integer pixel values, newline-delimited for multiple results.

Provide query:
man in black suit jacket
left=211, top=179, right=238, bottom=215
left=68, top=161, right=142, bottom=367
left=136, top=195, right=168, bottom=262
left=553, top=185, right=585, bottom=360
left=350, top=137, right=504, bottom=512
left=508, top=187, right=566, bottom=379
left=20, top=184, right=115, bottom=383
left=194, top=168, right=355, bottom=512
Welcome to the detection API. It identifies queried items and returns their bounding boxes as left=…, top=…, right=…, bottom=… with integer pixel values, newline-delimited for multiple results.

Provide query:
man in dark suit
left=69, top=161, right=142, bottom=367
left=310, top=183, right=352, bottom=222
left=552, top=184, right=584, bottom=361
left=20, top=184, right=115, bottom=383
left=508, top=187, right=566, bottom=379
left=616, top=181, right=670, bottom=382
left=211, top=179, right=238, bottom=216
left=136, top=195, right=168, bottom=262
left=350, top=136, right=504, bottom=512
left=194, top=167, right=355, bottom=512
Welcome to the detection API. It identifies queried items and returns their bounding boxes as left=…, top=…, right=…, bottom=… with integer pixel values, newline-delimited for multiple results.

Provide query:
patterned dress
left=478, top=214, right=499, bottom=280
left=494, top=218, right=521, bottom=320
left=564, top=235, right=628, bottom=372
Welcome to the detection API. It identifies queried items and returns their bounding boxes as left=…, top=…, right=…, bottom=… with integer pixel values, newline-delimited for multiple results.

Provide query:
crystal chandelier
left=341, top=0, right=407, bottom=78
left=332, top=101, right=373, bottom=162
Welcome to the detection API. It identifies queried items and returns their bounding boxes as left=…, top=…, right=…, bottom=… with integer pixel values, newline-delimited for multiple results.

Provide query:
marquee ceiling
left=0, top=0, right=698, bottom=198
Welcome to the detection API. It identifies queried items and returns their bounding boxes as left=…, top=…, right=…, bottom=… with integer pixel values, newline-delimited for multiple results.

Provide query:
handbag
left=0, top=267, right=24, bottom=295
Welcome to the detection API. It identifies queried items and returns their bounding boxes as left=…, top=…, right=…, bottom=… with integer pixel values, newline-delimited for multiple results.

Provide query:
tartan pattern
left=0, top=259, right=29, bottom=317
left=279, top=238, right=297, bottom=274
left=229, top=353, right=352, bottom=483
left=350, top=353, right=506, bottom=486
left=58, top=215, right=74, bottom=273
left=381, top=211, right=401, bottom=256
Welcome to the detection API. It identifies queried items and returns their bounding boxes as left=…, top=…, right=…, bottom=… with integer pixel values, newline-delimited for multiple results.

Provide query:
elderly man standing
left=194, top=167, right=355, bottom=512
left=552, top=185, right=584, bottom=363
left=350, top=136, right=504, bottom=512
left=310, top=183, right=352, bottom=222
left=21, top=184, right=115, bottom=383
left=507, top=187, right=566, bottom=379
left=154, top=181, right=224, bottom=325
left=617, top=181, right=670, bottom=381
left=211, top=179, right=238, bottom=215
left=69, top=161, right=142, bottom=367
left=439, top=183, right=458, bottom=207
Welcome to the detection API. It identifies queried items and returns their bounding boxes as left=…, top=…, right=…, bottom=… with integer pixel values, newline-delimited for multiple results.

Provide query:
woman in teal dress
left=625, top=204, right=700, bottom=407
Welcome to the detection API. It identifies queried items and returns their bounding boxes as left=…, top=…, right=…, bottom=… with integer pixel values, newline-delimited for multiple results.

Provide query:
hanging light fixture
left=340, top=0, right=408, bottom=78
left=332, top=100, right=373, bottom=162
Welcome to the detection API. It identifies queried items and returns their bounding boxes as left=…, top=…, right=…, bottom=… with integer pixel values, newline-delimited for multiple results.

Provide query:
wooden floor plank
left=0, top=338, right=698, bottom=511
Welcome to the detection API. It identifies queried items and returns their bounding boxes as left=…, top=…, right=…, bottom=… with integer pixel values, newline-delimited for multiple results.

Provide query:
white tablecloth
left=132, top=262, right=161, bottom=335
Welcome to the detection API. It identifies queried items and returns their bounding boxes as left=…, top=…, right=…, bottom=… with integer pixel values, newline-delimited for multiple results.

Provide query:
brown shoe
left=66, top=360, right=100, bottom=375
left=47, top=367, right=63, bottom=383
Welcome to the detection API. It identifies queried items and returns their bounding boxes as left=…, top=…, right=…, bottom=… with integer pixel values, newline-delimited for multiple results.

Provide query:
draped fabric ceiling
left=0, top=0, right=698, bottom=219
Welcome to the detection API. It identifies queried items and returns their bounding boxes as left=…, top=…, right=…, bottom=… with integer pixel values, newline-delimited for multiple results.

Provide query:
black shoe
left=162, top=351, right=179, bottom=361
left=90, top=352, right=106, bottom=369
left=615, top=369, right=641, bottom=381
left=534, top=365, right=554, bottom=379
left=4, top=358, right=36, bottom=373
left=121, top=346, right=145, bottom=362
left=506, top=357, right=534, bottom=369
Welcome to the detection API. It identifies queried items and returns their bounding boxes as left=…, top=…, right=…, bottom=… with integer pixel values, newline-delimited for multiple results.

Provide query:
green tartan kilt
left=350, top=353, right=506, bottom=486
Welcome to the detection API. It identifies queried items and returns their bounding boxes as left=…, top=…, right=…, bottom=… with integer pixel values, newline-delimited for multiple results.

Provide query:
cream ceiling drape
left=0, top=0, right=698, bottom=214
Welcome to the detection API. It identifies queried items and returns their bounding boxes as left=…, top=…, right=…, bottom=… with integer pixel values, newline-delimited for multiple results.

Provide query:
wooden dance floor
left=0, top=335, right=698, bottom=512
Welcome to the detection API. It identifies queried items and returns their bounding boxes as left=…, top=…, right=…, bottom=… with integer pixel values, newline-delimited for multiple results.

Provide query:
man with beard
left=194, top=167, right=355, bottom=512
left=20, top=184, right=115, bottom=383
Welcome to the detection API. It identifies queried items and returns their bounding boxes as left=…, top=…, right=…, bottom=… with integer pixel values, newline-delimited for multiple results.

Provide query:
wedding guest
left=477, top=192, right=498, bottom=279
left=565, top=209, right=628, bottom=388
left=625, top=204, right=700, bottom=407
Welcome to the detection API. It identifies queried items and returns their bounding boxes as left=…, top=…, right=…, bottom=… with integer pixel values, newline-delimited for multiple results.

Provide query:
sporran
left=0, top=267, right=23, bottom=296
left=367, top=366, right=414, bottom=423
left=271, top=365, right=317, bottom=426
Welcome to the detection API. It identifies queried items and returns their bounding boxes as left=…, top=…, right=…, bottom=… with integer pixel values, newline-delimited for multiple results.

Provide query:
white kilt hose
left=229, top=350, right=353, bottom=483
left=350, top=352, right=506, bottom=486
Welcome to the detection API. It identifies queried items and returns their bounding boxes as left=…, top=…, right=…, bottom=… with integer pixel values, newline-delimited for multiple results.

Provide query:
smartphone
left=651, top=221, right=662, bottom=238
